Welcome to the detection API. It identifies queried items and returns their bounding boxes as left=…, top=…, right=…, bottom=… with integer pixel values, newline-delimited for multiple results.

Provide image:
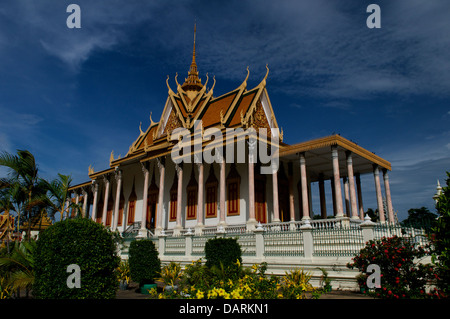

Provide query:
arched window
left=169, top=174, right=178, bottom=222
left=118, top=189, right=124, bottom=227
left=127, top=181, right=137, bottom=225
left=226, top=164, right=240, bottom=216
left=205, top=165, right=218, bottom=218
left=255, top=164, right=267, bottom=223
left=146, top=172, right=159, bottom=229
left=186, top=167, right=198, bottom=220
left=105, top=189, right=113, bottom=226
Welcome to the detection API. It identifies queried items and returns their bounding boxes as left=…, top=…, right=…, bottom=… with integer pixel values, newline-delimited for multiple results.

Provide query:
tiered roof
left=102, top=31, right=280, bottom=172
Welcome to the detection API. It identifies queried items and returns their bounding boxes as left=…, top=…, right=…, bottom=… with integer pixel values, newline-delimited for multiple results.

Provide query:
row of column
left=302, top=146, right=395, bottom=223
left=69, top=145, right=395, bottom=233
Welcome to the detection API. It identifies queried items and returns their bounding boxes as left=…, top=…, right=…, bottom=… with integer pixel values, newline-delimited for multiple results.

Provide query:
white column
left=91, top=181, right=99, bottom=221
left=175, top=163, right=183, bottom=235
left=356, top=173, right=364, bottom=220
left=247, top=144, right=256, bottom=230
left=112, top=169, right=123, bottom=231
left=156, top=157, right=165, bottom=235
left=331, top=146, right=344, bottom=217
left=64, top=196, right=71, bottom=220
left=346, top=151, right=359, bottom=220
left=343, top=177, right=350, bottom=217
left=101, top=175, right=110, bottom=226
left=299, top=152, right=310, bottom=220
left=196, top=161, right=204, bottom=233
left=383, top=169, right=394, bottom=223
left=373, top=165, right=385, bottom=223
left=272, top=164, right=280, bottom=223
left=82, top=188, right=89, bottom=218
left=139, top=163, right=150, bottom=237
left=219, top=156, right=226, bottom=226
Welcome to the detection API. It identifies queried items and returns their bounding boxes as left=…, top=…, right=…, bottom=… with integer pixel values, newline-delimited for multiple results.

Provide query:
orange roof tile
left=201, top=91, right=238, bottom=127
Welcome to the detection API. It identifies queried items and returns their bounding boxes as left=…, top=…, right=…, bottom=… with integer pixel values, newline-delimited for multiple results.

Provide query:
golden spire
left=192, top=23, right=196, bottom=65
left=182, top=23, right=203, bottom=92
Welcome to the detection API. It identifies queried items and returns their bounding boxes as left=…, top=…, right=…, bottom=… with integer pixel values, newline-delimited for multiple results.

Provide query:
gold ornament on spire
left=181, top=23, right=203, bottom=92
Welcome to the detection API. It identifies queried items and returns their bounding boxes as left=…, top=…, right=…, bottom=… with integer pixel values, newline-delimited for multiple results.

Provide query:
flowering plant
left=347, top=235, right=435, bottom=299
left=157, top=262, right=183, bottom=287
left=151, top=259, right=321, bottom=299
left=116, top=260, right=131, bottom=284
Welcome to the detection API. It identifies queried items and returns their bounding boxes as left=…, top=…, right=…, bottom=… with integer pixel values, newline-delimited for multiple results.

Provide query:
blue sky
left=0, top=0, right=449, bottom=221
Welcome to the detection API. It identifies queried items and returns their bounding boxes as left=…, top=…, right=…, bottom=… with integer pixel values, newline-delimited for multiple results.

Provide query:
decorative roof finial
left=193, top=22, right=196, bottom=64
left=182, top=23, right=203, bottom=92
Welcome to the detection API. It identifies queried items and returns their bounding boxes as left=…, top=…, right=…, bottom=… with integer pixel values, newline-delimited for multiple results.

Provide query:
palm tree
left=0, top=150, right=48, bottom=239
left=0, top=187, right=17, bottom=253
left=0, top=179, right=26, bottom=235
left=44, top=173, right=78, bottom=221
left=0, top=240, right=36, bottom=297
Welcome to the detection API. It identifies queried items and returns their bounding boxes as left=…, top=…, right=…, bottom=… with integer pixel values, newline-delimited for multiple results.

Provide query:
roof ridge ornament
left=149, top=111, right=156, bottom=127
left=245, top=66, right=250, bottom=83
left=262, top=64, right=269, bottom=84
left=166, top=75, right=174, bottom=94
left=181, top=23, right=203, bottom=92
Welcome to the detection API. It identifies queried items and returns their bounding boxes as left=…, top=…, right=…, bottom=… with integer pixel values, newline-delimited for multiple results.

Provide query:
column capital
left=194, top=153, right=202, bottom=165
left=298, top=151, right=306, bottom=163
left=331, top=145, right=339, bottom=157
left=373, top=164, right=380, bottom=174
left=175, top=162, right=183, bottom=177
left=102, top=173, right=111, bottom=184
left=248, top=137, right=257, bottom=163
left=91, top=180, right=98, bottom=193
left=114, top=167, right=123, bottom=181
left=141, top=162, right=149, bottom=174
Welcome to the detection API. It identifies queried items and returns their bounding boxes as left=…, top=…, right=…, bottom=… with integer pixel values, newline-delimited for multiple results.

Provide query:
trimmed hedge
left=205, top=237, right=242, bottom=269
left=33, top=218, right=120, bottom=299
left=128, top=239, right=161, bottom=286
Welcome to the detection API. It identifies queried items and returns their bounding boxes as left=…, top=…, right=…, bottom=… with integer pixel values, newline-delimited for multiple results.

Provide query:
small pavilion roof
left=278, top=134, right=391, bottom=182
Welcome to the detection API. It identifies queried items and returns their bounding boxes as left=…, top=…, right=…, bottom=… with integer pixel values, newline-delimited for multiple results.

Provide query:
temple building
left=68, top=32, right=395, bottom=238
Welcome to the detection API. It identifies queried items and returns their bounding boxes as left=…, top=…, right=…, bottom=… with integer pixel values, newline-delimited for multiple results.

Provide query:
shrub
left=154, top=260, right=321, bottom=300
left=158, top=262, right=183, bottom=287
left=116, top=260, right=131, bottom=285
left=280, top=268, right=319, bottom=299
left=204, top=237, right=242, bottom=270
left=347, top=235, right=435, bottom=299
left=128, top=239, right=161, bottom=286
left=33, top=218, right=120, bottom=299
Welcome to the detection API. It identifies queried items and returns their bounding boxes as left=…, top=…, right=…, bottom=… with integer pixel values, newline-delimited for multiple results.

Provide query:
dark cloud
left=0, top=0, right=449, bottom=221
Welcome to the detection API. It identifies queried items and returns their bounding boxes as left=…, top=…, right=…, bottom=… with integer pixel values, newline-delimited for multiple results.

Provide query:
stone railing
left=120, top=216, right=430, bottom=265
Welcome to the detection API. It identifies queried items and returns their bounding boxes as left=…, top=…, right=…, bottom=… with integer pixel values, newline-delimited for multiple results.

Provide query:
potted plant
left=157, top=262, right=182, bottom=292
left=117, top=260, right=131, bottom=290
left=319, top=268, right=332, bottom=292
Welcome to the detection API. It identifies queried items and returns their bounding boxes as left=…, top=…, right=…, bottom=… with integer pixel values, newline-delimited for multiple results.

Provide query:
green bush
left=33, top=218, right=120, bottom=299
left=128, top=239, right=161, bottom=286
left=204, top=237, right=242, bottom=269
